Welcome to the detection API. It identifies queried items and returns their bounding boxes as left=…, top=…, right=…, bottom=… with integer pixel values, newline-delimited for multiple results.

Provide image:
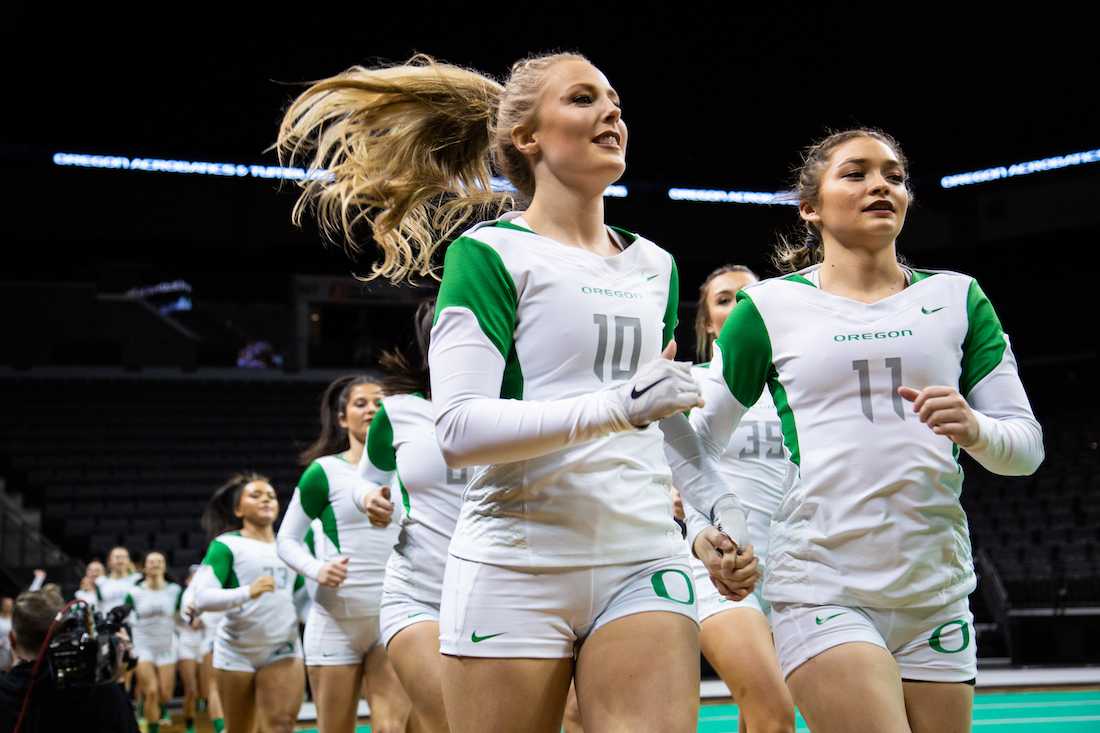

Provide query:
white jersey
left=430, top=213, right=686, bottom=567
left=202, top=532, right=303, bottom=647
left=277, top=455, right=400, bottom=617
left=95, top=573, right=141, bottom=613
left=359, top=393, right=464, bottom=601
left=74, top=588, right=98, bottom=610
left=690, top=365, right=788, bottom=565
left=692, top=265, right=1043, bottom=609
left=125, top=582, right=183, bottom=652
left=0, top=616, right=11, bottom=671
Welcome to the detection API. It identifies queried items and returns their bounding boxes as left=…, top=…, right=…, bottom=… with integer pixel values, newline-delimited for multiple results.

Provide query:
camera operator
left=0, top=588, right=139, bottom=733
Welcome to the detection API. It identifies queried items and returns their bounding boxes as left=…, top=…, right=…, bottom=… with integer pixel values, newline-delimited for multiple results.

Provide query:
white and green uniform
left=125, top=581, right=183, bottom=666
left=276, top=455, right=400, bottom=665
left=358, top=393, right=465, bottom=647
left=195, top=532, right=305, bottom=672
left=429, top=213, right=737, bottom=658
left=691, top=265, right=1043, bottom=681
left=95, top=573, right=141, bottom=615
left=688, top=368, right=788, bottom=621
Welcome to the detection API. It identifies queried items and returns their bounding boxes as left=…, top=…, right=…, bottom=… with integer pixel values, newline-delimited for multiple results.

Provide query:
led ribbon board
left=52, top=152, right=628, bottom=198
left=940, top=147, right=1100, bottom=189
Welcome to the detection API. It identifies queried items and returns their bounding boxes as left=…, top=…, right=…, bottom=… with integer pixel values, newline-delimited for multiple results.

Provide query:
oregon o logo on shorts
left=929, top=619, right=970, bottom=654
left=650, top=569, right=695, bottom=606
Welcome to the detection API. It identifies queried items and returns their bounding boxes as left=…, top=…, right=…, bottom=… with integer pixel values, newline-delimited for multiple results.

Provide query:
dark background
left=0, top=1, right=1097, bottom=666
left=2, top=5, right=1097, bottom=341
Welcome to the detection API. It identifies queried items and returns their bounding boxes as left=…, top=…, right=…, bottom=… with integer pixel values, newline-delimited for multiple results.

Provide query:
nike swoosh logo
left=815, top=612, right=846, bottom=625
left=471, top=631, right=506, bottom=643
left=408, top=612, right=429, bottom=618
left=631, top=377, right=668, bottom=399
left=646, top=273, right=659, bottom=281
left=921, top=306, right=945, bottom=314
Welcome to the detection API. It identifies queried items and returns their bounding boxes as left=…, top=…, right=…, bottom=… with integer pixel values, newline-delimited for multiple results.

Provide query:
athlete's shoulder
left=907, top=268, right=980, bottom=309
left=313, top=454, right=357, bottom=477
left=908, top=267, right=975, bottom=288
left=381, top=392, right=432, bottom=420
left=299, top=458, right=334, bottom=486
left=452, top=212, right=535, bottom=253
left=214, top=531, right=243, bottom=547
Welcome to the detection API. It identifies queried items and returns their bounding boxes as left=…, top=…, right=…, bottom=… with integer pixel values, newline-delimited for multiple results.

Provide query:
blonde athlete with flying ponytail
left=279, top=52, right=758, bottom=733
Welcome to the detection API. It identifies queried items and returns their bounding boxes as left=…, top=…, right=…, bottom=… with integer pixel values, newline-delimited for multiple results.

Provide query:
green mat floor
left=297, top=687, right=1100, bottom=732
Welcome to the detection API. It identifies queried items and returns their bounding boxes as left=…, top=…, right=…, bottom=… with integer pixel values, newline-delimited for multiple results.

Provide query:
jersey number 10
left=592, top=314, right=642, bottom=382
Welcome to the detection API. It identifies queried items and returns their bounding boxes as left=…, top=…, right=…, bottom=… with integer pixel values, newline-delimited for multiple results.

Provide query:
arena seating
left=2, top=369, right=1096, bottom=663
left=0, top=374, right=330, bottom=580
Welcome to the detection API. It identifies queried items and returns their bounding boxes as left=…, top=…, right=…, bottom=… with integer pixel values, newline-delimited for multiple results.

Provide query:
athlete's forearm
left=689, top=352, right=751, bottom=457
left=659, top=413, right=748, bottom=546
left=275, top=493, right=326, bottom=580
left=191, top=567, right=250, bottom=612
left=964, top=345, right=1044, bottom=475
left=430, top=313, right=632, bottom=467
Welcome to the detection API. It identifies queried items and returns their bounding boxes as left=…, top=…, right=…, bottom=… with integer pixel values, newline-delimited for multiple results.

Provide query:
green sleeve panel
left=123, top=592, right=134, bottom=608
left=435, top=235, right=524, bottom=400
left=434, top=235, right=518, bottom=360
left=293, top=574, right=305, bottom=592
left=663, top=255, right=680, bottom=348
left=297, top=461, right=331, bottom=520
left=960, top=279, right=1007, bottom=397
left=714, top=291, right=773, bottom=407
left=201, top=539, right=239, bottom=589
left=303, top=527, right=316, bottom=557
left=365, top=404, right=397, bottom=473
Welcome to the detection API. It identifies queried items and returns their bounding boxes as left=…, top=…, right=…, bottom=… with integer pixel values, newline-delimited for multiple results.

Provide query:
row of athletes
left=73, top=547, right=225, bottom=733
left=260, top=50, right=1042, bottom=733
left=177, top=267, right=783, bottom=733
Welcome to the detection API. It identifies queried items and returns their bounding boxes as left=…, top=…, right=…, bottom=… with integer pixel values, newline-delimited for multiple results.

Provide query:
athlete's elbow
left=439, top=441, right=477, bottom=469
left=435, top=410, right=478, bottom=468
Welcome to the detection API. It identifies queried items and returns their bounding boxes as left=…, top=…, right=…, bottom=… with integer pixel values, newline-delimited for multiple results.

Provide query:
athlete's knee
left=739, top=689, right=795, bottom=733
left=754, top=710, right=796, bottom=733
left=371, top=714, right=409, bottom=733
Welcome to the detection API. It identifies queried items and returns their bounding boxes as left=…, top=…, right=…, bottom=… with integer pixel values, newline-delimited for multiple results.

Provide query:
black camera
left=46, top=602, right=136, bottom=688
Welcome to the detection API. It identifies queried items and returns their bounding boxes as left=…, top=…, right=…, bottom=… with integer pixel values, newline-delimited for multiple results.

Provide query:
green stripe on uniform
left=663, top=256, right=680, bottom=348
left=201, top=539, right=239, bottom=589
left=366, top=404, right=397, bottom=472
left=715, top=291, right=772, bottom=407
left=960, top=279, right=1007, bottom=397
left=436, top=235, right=523, bottom=400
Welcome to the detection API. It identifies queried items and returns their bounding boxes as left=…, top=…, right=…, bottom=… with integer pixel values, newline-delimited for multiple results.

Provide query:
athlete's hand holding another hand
left=316, top=557, right=350, bottom=588
left=360, top=486, right=396, bottom=527
left=609, top=341, right=703, bottom=428
left=693, top=527, right=759, bottom=601
left=248, top=575, right=276, bottom=599
left=898, top=385, right=980, bottom=447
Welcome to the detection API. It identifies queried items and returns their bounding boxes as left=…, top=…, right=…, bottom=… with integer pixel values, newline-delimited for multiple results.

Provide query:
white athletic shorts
left=379, top=590, right=439, bottom=650
left=439, top=554, right=698, bottom=658
left=201, top=624, right=217, bottom=657
left=771, top=596, right=977, bottom=683
left=135, top=636, right=178, bottom=667
left=379, top=550, right=442, bottom=649
left=303, top=604, right=381, bottom=666
left=177, top=626, right=203, bottom=661
left=212, top=633, right=301, bottom=673
left=689, top=552, right=768, bottom=624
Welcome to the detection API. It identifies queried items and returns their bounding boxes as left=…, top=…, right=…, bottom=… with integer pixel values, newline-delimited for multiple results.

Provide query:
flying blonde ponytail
left=277, top=54, right=511, bottom=282
left=278, top=51, right=588, bottom=284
